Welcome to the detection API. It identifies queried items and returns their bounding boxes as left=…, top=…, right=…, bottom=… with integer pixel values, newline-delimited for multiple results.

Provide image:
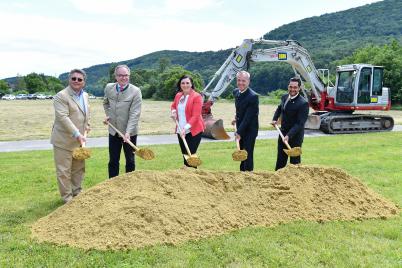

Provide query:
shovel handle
left=234, top=123, right=241, bottom=150
left=274, top=124, right=292, bottom=150
left=107, top=122, right=140, bottom=151
left=81, top=130, right=87, bottom=148
left=175, top=119, right=192, bottom=156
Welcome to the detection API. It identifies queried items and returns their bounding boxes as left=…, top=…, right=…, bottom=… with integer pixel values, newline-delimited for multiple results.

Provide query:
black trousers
left=108, top=133, right=137, bottom=178
left=239, top=134, right=257, bottom=171
left=275, top=135, right=302, bottom=171
left=177, top=132, right=202, bottom=167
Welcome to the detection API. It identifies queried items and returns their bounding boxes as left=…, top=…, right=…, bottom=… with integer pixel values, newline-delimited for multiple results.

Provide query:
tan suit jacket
left=103, top=83, right=142, bottom=135
left=50, top=86, right=90, bottom=151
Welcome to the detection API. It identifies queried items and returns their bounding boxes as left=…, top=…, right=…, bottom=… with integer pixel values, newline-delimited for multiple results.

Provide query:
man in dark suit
left=271, top=77, right=309, bottom=170
left=233, top=71, right=259, bottom=171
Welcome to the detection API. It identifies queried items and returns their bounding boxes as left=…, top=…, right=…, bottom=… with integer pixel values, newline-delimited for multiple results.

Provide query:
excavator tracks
left=320, top=113, right=394, bottom=134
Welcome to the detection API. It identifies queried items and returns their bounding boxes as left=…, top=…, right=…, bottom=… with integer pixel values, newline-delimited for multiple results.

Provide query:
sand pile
left=31, top=165, right=399, bottom=250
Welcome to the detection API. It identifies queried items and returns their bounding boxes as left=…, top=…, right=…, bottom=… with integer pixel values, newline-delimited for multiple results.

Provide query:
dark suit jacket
left=273, top=93, right=309, bottom=144
left=233, top=88, right=259, bottom=138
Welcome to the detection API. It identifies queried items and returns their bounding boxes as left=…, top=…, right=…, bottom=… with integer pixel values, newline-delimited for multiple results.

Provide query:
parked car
left=16, top=94, right=28, bottom=100
left=27, top=94, right=37, bottom=100
left=2, top=94, right=16, bottom=100
left=36, top=94, right=47, bottom=100
left=46, top=95, right=54, bottom=99
left=88, top=94, right=96, bottom=99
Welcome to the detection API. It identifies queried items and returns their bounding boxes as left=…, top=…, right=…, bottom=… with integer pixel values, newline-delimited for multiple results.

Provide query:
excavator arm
left=202, top=39, right=326, bottom=139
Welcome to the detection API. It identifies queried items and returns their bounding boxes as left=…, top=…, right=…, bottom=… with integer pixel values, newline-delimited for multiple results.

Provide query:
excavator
left=201, top=39, right=394, bottom=139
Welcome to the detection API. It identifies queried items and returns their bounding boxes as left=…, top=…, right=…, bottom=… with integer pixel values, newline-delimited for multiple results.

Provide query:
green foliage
left=0, top=80, right=9, bottom=93
left=24, top=73, right=47, bottom=93
left=337, top=40, right=402, bottom=103
left=154, top=66, right=204, bottom=100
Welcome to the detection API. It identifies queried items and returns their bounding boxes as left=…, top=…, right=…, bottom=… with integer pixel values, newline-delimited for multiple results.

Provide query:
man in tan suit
left=103, top=64, right=142, bottom=178
left=51, top=69, right=90, bottom=203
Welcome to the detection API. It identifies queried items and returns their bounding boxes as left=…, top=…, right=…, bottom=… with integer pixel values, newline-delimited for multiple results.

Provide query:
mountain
left=76, top=0, right=402, bottom=95
left=5, top=0, right=402, bottom=96
left=264, top=0, right=402, bottom=67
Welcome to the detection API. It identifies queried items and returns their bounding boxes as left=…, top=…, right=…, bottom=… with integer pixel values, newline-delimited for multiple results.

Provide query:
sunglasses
left=71, top=77, right=83, bottom=82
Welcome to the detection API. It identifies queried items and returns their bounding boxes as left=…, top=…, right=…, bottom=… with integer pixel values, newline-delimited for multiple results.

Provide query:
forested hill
left=57, top=0, right=402, bottom=95
left=264, top=0, right=402, bottom=67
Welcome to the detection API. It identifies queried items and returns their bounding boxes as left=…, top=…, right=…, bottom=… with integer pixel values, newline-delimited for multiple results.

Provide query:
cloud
left=69, top=0, right=135, bottom=15
left=164, top=0, right=223, bottom=12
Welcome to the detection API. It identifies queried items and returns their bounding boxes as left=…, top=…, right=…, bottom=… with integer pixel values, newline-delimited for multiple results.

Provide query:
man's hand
left=170, top=109, right=177, bottom=120
left=235, top=133, right=241, bottom=141
left=103, top=116, right=110, bottom=125
left=76, top=134, right=86, bottom=146
left=282, top=135, right=289, bottom=143
left=271, top=120, right=277, bottom=127
left=124, top=133, right=131, bottom=143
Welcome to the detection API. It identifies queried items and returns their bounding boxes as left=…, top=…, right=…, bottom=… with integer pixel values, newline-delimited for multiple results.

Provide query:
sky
left=0, top=0, right=381, bottom=79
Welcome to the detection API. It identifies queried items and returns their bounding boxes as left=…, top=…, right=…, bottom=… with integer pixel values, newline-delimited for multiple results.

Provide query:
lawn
left=0, top=132, right=401, bottom=267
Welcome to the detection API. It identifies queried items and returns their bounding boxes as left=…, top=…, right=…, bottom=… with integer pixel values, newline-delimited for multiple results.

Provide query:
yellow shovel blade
left=283, top=147, right=302, bottom=157
left=184, top=154, right=202, bottom=167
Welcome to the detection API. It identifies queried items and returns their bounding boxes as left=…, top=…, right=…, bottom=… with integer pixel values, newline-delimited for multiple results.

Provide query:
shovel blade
left=283, top=147, right=302, bottom=157
left=183, top=154, right=202, bottom=167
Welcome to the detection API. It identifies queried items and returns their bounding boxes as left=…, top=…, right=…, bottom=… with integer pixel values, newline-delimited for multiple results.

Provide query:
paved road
left=1, top=126, right=401, bottom=153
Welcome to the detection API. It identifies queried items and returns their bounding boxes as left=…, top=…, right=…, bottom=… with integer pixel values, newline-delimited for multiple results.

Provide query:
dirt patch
left=31, top=165, right=399, bottom=250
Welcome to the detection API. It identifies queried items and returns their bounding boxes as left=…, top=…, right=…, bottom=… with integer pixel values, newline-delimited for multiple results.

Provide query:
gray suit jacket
left=103, top=83, right=142, bottom=136
left=50, top=86, right=90, bottom=151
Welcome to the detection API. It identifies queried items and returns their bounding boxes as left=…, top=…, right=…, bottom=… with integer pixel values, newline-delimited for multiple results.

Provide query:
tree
left=155, top=66, right=204, bottom=100
left=337, top=40, right=402, bottom=103
left=0, top=80, right=10, bottom=93
left=24, top=73, right=47, bottom=93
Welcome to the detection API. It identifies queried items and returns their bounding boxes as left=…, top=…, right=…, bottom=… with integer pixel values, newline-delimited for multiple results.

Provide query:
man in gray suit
left=51, top=69, right=90, bottom=203
left=103, top=64, right=142, bottom=178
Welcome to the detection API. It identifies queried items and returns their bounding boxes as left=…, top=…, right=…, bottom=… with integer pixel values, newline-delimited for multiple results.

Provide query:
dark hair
left=176, top=75, right=195, bottom=91
left=289, top=77, right=301, bottom=87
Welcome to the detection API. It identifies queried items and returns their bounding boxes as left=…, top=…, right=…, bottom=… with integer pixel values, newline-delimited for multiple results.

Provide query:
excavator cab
left=334, top=64, right=390, bottom=110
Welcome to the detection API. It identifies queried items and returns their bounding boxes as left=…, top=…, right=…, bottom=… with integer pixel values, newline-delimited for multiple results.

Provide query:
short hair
left=289, top=77, right=301, bottom=87
left=114, top=64, right=131, bottom=76
left=176, top=75, right=195, bottom=91
left=236, top=71, right=250, bottom=80
left=69, top=69, right=87, bottom=81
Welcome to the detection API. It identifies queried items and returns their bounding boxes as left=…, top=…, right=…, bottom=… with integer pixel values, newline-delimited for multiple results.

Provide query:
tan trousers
left=53, top=146, right=85, bottom=202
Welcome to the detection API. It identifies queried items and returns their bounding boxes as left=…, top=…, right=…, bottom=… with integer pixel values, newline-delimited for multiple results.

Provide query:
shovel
left=232, top=124, right=248, bottom=161
left=175, top=120, right=202, bottom=167
left=274, top=124, right=302, bottom=157
left=72, top=131, right=91, bottom=160
left=107, top=122, right=155, bottom=160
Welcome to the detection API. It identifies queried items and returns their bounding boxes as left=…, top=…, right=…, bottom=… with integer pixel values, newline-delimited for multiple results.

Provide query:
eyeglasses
left=71, top=77, right=83, bottom=82
left=117, top=74, right=129, bottom=78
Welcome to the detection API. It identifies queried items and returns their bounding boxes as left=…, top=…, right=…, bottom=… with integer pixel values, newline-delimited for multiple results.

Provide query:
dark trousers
left=177, top=132, right=202, bottom=167
left=239, top=134, right=257, bottom=171
left=275, top=136, right=302, bottom=171
left=108, top=133, right=137, bottom=178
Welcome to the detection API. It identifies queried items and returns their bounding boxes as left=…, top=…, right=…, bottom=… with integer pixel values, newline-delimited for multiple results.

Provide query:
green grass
left=0, top=132, right=401, bottom=267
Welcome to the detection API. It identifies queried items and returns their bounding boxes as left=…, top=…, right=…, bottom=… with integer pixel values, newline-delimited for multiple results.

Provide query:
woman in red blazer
left=170, top=75, right=205, bottom=167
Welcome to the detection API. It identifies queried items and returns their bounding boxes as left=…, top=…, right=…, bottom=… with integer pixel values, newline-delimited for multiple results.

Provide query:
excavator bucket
left=203, top=117, right=230, bottom=140
left=304, top=114, right=321, bottom=130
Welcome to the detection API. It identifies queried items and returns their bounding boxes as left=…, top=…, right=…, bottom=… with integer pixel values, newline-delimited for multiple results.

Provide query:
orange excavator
left=201, top=39, right=393, bottom=139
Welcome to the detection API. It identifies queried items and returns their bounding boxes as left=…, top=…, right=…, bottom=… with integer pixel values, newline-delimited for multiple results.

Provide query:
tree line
left=1, top=40, right=402, bottom=104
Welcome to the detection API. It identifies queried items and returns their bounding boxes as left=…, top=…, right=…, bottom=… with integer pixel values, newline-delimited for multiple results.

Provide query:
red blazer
left=171, top=89, right=205, bottom=136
